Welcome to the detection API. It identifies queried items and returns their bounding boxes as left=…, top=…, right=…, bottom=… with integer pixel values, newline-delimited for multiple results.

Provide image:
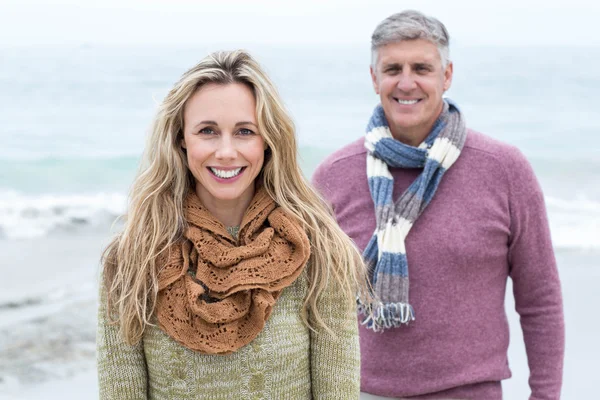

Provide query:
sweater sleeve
left=310, top=278, right=361, bottom=399
left=311, top=156, right=338, bottom=212
left=506, top=149, right=565, bottom=400
left=97, top=286, right=148, bottom=400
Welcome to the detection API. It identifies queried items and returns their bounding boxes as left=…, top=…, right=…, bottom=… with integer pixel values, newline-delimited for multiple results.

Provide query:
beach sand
left=0, top=233, right=597, bottom=399
left=0, top=234, right=104, bottom=399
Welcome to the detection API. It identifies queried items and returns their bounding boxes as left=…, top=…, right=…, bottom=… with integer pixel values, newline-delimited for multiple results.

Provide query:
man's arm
left=506, top=148, right=564, bottom=400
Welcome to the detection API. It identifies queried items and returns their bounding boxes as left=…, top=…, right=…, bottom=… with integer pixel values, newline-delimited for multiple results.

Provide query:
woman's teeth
left=209, top=167, right=243, bottom=179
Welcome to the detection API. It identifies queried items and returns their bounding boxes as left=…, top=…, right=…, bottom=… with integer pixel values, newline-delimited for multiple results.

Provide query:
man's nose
left=396, top=70, right=417, bottom=92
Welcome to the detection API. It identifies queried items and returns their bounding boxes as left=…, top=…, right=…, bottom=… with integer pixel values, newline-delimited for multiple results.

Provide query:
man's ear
left=370, top=65, right=380, bottom=95
left=443, top=61, right=453, bottom=92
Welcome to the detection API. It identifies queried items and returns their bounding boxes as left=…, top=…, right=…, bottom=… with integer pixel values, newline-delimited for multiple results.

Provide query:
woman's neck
left=195, top=186, right=254, bottom=227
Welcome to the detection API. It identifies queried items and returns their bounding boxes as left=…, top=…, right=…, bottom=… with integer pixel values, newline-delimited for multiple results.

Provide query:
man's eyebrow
left=413, top=62, right=434, bottom=68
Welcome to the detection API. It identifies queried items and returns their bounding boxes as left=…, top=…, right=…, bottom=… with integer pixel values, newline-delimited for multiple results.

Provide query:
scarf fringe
left=357, top=299, right=415, bottom=332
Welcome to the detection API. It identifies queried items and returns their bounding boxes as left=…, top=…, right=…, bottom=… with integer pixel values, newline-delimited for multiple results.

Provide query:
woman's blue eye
left=199, top=127, right=215, bottom=135
left=239, top=128, right=255, bottom=136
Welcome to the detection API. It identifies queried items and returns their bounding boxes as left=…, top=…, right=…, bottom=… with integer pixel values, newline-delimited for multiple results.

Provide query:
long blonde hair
left=102, top=50, right=368, bottom=344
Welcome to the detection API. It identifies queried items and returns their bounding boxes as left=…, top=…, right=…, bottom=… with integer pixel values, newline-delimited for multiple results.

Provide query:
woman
left=97, top=50, right=367, bottom=399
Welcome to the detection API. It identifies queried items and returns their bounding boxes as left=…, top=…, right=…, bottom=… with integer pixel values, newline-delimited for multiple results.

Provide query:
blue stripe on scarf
left=422, top=163, right=445, bottom=205
left=368, top=176, right=394, bottom=206
left=373, top=138, right=427, bottom=168
left=366, top=107, right=388, bottom=131
left=363, top=237, right=409, bottom=288
left=402, top=159, right=444, bottom=208
left=371, top=118, right=447, bottom=169
left=377, top=252, right=408, bottom=278
left=363, top=235, right=378, bottom=281
left=427, top=119, right=446, bottom=144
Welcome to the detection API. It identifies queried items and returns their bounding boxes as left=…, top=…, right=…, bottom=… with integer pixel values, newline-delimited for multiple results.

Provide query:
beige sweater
left=97, top=271, right=360, bottom=399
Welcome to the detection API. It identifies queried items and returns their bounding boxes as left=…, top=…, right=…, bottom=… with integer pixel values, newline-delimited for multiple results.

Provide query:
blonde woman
left=97, top=50, right=367, bottom=399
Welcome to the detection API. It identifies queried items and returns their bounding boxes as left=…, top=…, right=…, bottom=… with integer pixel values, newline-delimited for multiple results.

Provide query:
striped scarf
left=359, top=99, right=467, bottom=331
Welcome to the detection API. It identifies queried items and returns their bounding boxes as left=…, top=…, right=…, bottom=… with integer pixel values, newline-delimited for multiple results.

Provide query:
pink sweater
left=312, top=131, right=564, bottom=400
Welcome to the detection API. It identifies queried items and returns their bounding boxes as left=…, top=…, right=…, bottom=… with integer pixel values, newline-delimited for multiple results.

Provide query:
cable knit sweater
left=97, top=270, right=360, bottom=399
left=312, top=130, right=564, bottom=400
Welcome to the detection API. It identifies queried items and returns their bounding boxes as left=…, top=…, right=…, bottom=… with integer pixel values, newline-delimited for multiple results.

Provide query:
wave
left=0, top=156, right=139, bottom=194
left=546, top=196, right=600, bottom=251
left=0, top=190, right=598, bottom=251
left=0, top=190, right=126, bottom=239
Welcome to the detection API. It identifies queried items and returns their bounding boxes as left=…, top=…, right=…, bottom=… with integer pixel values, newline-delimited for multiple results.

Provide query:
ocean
left=0, top=44, right=598, bottom=398
left=1, top=44, right=599, bottom=247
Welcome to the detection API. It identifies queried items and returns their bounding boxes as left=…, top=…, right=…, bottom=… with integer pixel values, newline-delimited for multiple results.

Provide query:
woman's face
left=182, top=82, right=265, bottom=207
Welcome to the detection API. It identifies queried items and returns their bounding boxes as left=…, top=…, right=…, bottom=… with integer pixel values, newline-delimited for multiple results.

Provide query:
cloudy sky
left=1, top=0, right=599, bottom=46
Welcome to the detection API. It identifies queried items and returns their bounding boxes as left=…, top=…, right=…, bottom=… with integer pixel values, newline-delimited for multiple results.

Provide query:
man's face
left=370, top=39, right=453, bottom=146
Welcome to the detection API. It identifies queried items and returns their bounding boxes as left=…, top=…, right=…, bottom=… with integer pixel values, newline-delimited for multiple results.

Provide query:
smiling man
left=312, top=10, right=564, bottom=400
left=371, top=37, right=451, bottom=147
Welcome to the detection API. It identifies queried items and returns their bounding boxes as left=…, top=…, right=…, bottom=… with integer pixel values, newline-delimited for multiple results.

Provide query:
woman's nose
left=214, top=135, right=237, bottom=160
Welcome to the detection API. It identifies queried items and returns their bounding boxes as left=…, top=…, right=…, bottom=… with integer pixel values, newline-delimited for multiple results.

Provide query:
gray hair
left=371, top=10, right=450, bottom=69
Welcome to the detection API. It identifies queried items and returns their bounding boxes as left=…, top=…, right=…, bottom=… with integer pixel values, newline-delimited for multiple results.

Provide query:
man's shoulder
left=312, top=138, right=367, bottom=189
left=315, top=138, right=367, bottom=176
left=464, top=129, right=528, bottom=166
left=318, top=137, right=367, bottom=168
left=463, top=129, right=539, bottom=193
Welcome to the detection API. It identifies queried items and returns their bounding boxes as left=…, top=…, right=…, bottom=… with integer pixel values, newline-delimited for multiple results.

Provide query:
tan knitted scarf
left=156, top=187, right=310, bottom=355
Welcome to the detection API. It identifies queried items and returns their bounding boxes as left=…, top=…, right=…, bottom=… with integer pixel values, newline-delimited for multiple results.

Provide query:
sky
left=0, top=0, right=599, bottom=47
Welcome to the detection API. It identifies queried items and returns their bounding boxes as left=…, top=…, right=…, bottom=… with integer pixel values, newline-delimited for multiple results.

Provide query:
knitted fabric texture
left=97, top=271, right=361, bottom=399
left=360, top=99, right=467, bottom=331
left=156, top=187, right=310, bottom=354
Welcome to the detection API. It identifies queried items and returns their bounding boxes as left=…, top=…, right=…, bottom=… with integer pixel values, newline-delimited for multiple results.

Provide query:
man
left=312, top=10, right=564, bottom=400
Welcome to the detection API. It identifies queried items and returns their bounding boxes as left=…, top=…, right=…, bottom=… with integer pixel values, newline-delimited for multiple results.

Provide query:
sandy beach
left=0, top=234, right=104, bottom=399
left=0, top=230, right=597, bottom=399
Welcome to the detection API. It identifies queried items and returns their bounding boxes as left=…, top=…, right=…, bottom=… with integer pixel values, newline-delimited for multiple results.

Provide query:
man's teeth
left=210, top=167, right=243, bottom=179
left=397, top=99, right=419, bottom=105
